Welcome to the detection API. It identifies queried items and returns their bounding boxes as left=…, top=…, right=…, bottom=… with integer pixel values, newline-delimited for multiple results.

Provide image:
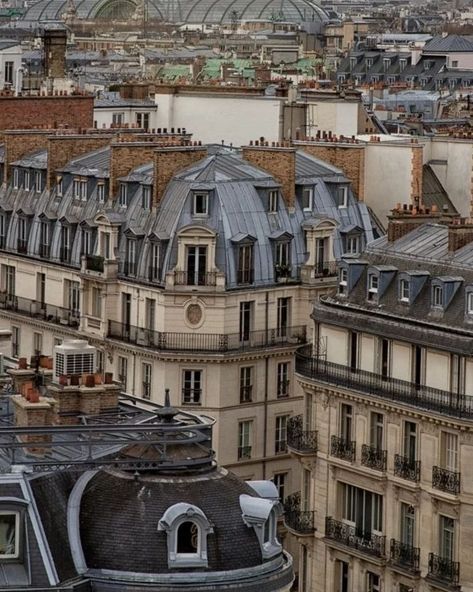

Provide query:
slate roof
left=423, top=34, right=473, bottom=53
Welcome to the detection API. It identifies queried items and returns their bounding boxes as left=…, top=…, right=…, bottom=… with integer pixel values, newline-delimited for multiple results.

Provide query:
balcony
left=17, top=238, right=28, bottom=254
left=313, top=260, right=338, bottom=279
left=390, top=539, right=420, bottom=572
left=237, top=269, right=254, bottom=285
left=238, top=446, right=252, bottom=460
left=287, top=415, right=318, bottom=455
left=240, top=385, right=253, bottom=403
left=331, top=435, right=356, bottom=462
left=432, top=466, right=461, bottom=495
left=123, top=261, right=137, bottom=277
left=85, top=255, right=104, bottom=273
left=295, top=347, right=473, bottom=420
left=274, top=265, right=299, bottom=284
left=60, top=247, right=71, bottom=264
left=283, top=492, right=315, bottom=535
left=428, top=553, right=460, bottom=586
left=174, top=271, right=217, bottom=287
left=394, top=455, right=421, bottom=482
left=39, top=244, right=50, bottom=258
left=361, top=444, right=387, bottom=471
left=0, top=294, right=79, bottom=328
left=325, top=517, right=385, bottom=557
left=107, top=321, right=306, bottom=354
left=148, top=266, right=161, bottom=283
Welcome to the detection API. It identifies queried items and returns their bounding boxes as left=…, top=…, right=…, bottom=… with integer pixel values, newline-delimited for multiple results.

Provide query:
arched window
left=177, top=521, right=199, bottom=554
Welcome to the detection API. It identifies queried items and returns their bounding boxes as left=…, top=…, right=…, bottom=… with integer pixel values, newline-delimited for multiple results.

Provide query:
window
left=239, top=301, right=253, bottom=342
left=404, top=421, right=417, bottom=463
left=142, top=186, right=151, bottom=209
left=142, top=362, right=152, bottom=400
left=340, top=403, right=353, bottom=442
left=337, top=560, right=349, bottom=592
left=126, top=240, right=136, bottom=276
left=341, top=483, right=383, bottom=534
left=277, top=362, right=290, bottom=397
left=35, top=171, right=42, bottom=193
left=268, top=190, right=278, bottom=212
left=238, top=420, right=252, bottom=459
left=60, top=226, right=70, bottom=262
left=0, top=512, right=19, bottom=559
left=370, top=412, right=384, bottom=450
left=186, top=245, right=207, bottom=285
left=33, top=332, right=42, bottom=356
left=13, top=169, right=19, bottom=189
left=119, top=184, right=127, bottom=207
left=36, top=272, right=45, bottom=307
left=345, top=235, right=359, bottom=254
left=400, top=58, right=407, bottom=71
left=80, top=179, right=87, bottom=201
left=273, top=472, right=287, bottom=501
left=380, top=338, right=390, bottom=379
left=136, top=112, right=150, bottom=130
left=17, top=218, right=27, bottom=253
left=91, top=286, right=101, bottom=318
left=0, top=215, right=5, bottom=249
left=400, top=503, right=415, bottom=547
left=65, top=280, right=80, bottom=315
left=337, top=186, right=348, bottom=208
left=4, top=62, right=13, bottom=85
left=193, top=192, right=209, bottom=216
left=433, top=284, right=443, bottom=307
left=452, top=60, right=459, bottom=68
left=368, top=274, right=379, bottom=300
left=112, top=112, right=124, bottom=125
left=467, top=292, right=473, bottom=316
left=302, top=187, right=313, bottom=210
left=24, top=170, right=30, bottom=191
left=240, top=366, right=253, bottom=402
left=145, top=298, right=156, bottom=330
left=238, top=244, right=254, bottom=284
left=11, top=326, right=19, bottom=357
left=275, top=241, right=290, bottom=271
left=400, top=278, right=410, bottom=302
left=73, top=178, right=81, bottom=199
left=441, top=432, right=458, bottom=472
left=118, top=356, right=128, bottom=391
left=81, top=229, right=92, bottom=256
left=57, top=176, right=63, bottom=197
left=101, top=232, right=111, bottom=259
left=2, top=264, right=15, bottom=296
left=97, top=182, right=105, bottom=203
left=275, top=415, right=288, bottom=454
left=439, top=516, right=455, bottom=561
left=40, top=220, right=50, bottom=257
left=97, top=348, right=104, bottom=373
left=182, top=370, right=202, bottom=404
left=367, top=572, right=380, bottom=592
left=149, top=243, right=160, bottom=281
left=339, top=267, right=348, bottom=295
left=277, top=297, right=290, bottom=337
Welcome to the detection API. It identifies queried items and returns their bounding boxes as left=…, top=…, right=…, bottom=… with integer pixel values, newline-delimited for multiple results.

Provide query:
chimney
left=242, top=143, right=296, bottom=208
left=448, top=218, right=473, bottom=252
left=153, top=145, right=207, bottom=206
left=43, top=26, right=67, bottom=79
left=387, top=203, right=455, bottom=242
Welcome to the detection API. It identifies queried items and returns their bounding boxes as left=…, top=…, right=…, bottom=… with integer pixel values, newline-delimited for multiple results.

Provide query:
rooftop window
left=432, top=284, right=444, bottom=308
left=0, top=512, right=19, bottom=559
left=339, top=267, right=348, bottom=295
left=400, top=278, right=410, bottom=303
left=268, top=190, right=278, bottom=213
left=368, top=273, right=379, bottom=301
left=193, top=192, right=208, bottom=217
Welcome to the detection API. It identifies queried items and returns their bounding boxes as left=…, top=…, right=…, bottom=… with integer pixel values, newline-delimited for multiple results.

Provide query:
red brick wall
left=0, top=96, right=94, bottom=131
left=154, top=147, right=208, bottom=206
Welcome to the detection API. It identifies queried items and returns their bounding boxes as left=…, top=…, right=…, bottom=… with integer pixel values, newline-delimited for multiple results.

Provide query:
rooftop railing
left=0, top=294, right=79, bottom=328
left=296, top=346, right=473, bottom=420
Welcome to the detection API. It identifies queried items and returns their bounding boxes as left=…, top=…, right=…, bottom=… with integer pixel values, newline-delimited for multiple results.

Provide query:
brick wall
left=295, top=142, right=366, bottom=200
left=153, top=146, right=208, bottom=206
left=448, top=223, right=473, bottom=252
left=0, top=95, right=93, bottom=131
left=242, top=145, right=296, bottom=208
left=4, top=130, right=51, bottom=184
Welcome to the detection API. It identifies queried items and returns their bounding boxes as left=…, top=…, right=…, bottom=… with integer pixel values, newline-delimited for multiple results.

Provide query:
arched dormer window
left=158, top=503, right=213, bottom=568
left=239, top=493, right=282, bottom=559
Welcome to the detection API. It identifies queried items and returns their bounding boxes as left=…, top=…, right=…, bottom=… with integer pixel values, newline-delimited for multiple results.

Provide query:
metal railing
left=361, top=444, right=387, bottom=471
left=123, top=261, right=137, bottom=277
left=325, top=517, right=385, bottom=557
left=237, top=269, right=254, bottom=285
left=287, top=415, right=318, bottom=454
left=277, top=379, right=290, bottom=397
left=240, top=385, right=253, bottom=403
left=148, top=266, right=161, bottom=282
left=432, top=466, right=461, bottom=495
left=0, top=293, right=79, bottom=327
left=295, top=346, right=473, bottom=420
left=238, top=446, right=252, bottom=460
left=331, top=435, right=356, bottom=462
left=59, top=246, right=70, bottom=263
left=108, top=321, right=306, bottom=353
left=390, top=539, right=420, bottom=571
left=313, top=260, right=338, bottom=278
left=394, top=454, right=421, bottom=482
left=174, top=271, right=217, bottom=286
left=17, top=238, right=28, bottom=254
left=283, top=492, right=315, bottom=535
left=182, top=388, right=202, bottom=405
left=85, top=255, right=104, bottom=273
left=428, top=553, right=460, bottom=585
left=39, top=243, right=50, bottom=258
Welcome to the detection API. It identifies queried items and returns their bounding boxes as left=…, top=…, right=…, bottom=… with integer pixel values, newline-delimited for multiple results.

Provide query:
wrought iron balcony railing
left=325, top=517, right=385, bottom=557
left=85, top=255, right=104, bottom=273
left=123, top=261, right=137, bottom=277
left=313, top=260, right=338, bottom=278
left=0, top=293, right=79, bottom=328
left=238, top=446, right=252, bottom=460
left=283, top=492, right=315, bottom=535
left=432, top=466, right=461, bottom=495
left=428, top=553, right=460, bottom=585
left=394, top=455, right=421, bottom=482
left=108, top=321, right=306, bottom=354
left=277, top=379, right=290, bottom=397
left=287, top=415, right=318, bottom=454
left=390, top=539, right=420, bottom=571
left=148, top=266, right=161, bottom=282
left=237, top=269, right=254, bottom=285
left=39, top=243, right=50, bottom=258
left=296, top=346, right=473, bottom=420
left=60, top=246, right=70, bottom=263
left=17, top=238, right=28, bottom=254
left=331, top=435, right=356, bottom=462
left=239, top=385, right=253, bottom=403
left=174, top=270, right=217, bottom=287
left=361, top=444, right=387, bottom=471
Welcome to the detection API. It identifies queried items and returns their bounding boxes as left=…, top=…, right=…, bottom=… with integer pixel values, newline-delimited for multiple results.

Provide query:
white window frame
left=182, top=369, right=202, bottom=404
left=35, top=171, right=42, bottom=193
left=97, top=182, right=105, bottom=203
left=238, top=420, right=252, bottom=459
left=80, top=179, right=87, bottom=202
left=142, top=185, right=151, bottom=209
left=142, top=362, right=152, bottom=400
left=339, top=267, right=348, bottom=295
left=275, top=415, right=288, bottom=454
left=400, top=278, right=410, bottom=302
left=24, top=170, right=30, bottom=191
left=338, top=186, right=348, bottom=208
left=433, top=284, right=443, bottom=308
left=56, top=176, right=63, bottom=197
left=368, top=273, right=379, bottom=300
left=277, top=361, right=290, bottom=397
left=441, top=432, right=458, bottom=472
left=272, top=472, right=287, bottom=501
left=193, top=192, right=209, bottom=217
left=119, top=183, right=127, bottom=207
left=345, top=235, right=359, bottom=254
left=268, top=190, right=278, bottom=212
left=13, top=169, right=19, bottom=189
left=302, top=187, right=313, bottom=211
left=240, top=366, right=253, bottom=402
left=0, top=511, right=20, bottom=559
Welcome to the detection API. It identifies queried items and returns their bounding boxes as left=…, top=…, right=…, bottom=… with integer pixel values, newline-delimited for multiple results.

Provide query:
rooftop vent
left=53, top=339, right=96, bottom=382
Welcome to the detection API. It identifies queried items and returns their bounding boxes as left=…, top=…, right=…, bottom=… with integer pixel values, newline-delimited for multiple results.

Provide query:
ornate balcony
left=238, top=446, right=252, bottom=460
left=390, top=539, right=420, bottom=572
left=174, top=270, right=217, bottom=287
left=331, top=435, right=356, bottom=462
left=432, top=466, right=461, bottom=495
left=0, top=294, right=79, bottom=328
left=325, top=517, right=385, bottom=557
left=108, top=321, right=306, bottom=354
left=295, top=346, right=473, bottom=420
left=428, top=553, right=460, bottom=585
left=394, top=455, right=421, bottom=482
left=361, top=444, right=387, bottom=471
left=85, top=255, right=104, bottom=273
left=283, top=492, right=315, bottom=535
left=287, top=415, right=318, bottom=455
left=313, top=260, right=338, bottom=279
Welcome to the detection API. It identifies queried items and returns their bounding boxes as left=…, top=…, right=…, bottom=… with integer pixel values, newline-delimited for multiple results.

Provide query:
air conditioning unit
left=53, top=339, right=96, bottom=381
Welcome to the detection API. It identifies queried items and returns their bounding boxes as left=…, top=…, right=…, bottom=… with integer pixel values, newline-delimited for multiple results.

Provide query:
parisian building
left=289, top=208, right=473, bottom=591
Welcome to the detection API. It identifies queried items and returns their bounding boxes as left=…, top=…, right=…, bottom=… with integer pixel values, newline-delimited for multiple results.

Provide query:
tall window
left=340, top=403, right=353, bottom=442
left=339, top=267, right=348, bottom=295
left=126, top=240, right=136, bottom=276
left=60, top=226, right=70, bottom=262
left=36, top=272, right=45, bottom=307
left=13, top=169, right=19, bottom=189
left=239, top=301, right=253, bottom=342
left=240, top=366, right=253, bottom=402
left=345, top=235, right=359, bottom=255
left=11, top=326, right=19, bottom=357
left=57, top=176, right=63, bottom=197
left=118, top=356, right=128, bottom=391
left=80, top=179, right=87, bottom=201
left=268, top=190, right=278, bottom=212
left=302, top=187, right=312, bottom=210
left=336, top=560, right=349, bottom=592
left=404, top=421, right=417, bottom=463
left=142, top=362, right=152, bottom=400
left=400, top=278, right=410, bottom=302
left=337, top=186, right=348, bottom=208
left=91, top=287, right=101, bottom=318
left=433, top=285, right=444, bottom=308
left=186, top=246, right=207, bottom=285
left=150, top=243, right=160, bottom=281
left=370, top=412, right=384, bottom=450
left=65, top=280, right=80, bottom=315
left=0, top=214, right=5, bottom=249
left=145, top=298, right=156, bottom=331
left=97, top=182, right=105, bottom=203
left=24, top=170, right=30, bottom=191
left=341, top=483, right=383, bottom=535
left=400, top=503, right=415, bottom=547
left=73, top=178, right=81, bottom=200
left=35, top=171, right=42, bottom=193
left=277, top=297, right=290, bottom=337
left=142, top=186, right=151, bottom=209
left=366, top=572, right=380, bottom=592
left=40, top=220, right=50, bottom=257
left=368, top=274, right=379, bottom=300
left=119, top=184, right=127, bottom=207
left=277, top=362, right=290, bottom=397
left=82, top=229, right=92, bottom=256
left=275, top=415, right=288, bottom=454
left=33, top=332, right=42, bottom=356
left=238, top=420, right=252, bottom=460
left=275, top=242, right=290, bottom=278
left=17, top=218, right=27, bottom=253
left=439, top=515, right=455, bottom=561
left=441, top=432, right=458, bottom=472
left=4, top=62, right=13, bottom=85
left=182, top=370, right=202, bottom=404
left=2, top=265, right=15, bottom=296
left=238, top=244, right=254, bottom=284
left=273, top=472, right=287, bottom=501
left=193, top=192, right=209, bottom=216
left=136, top=112, right=150, bottom=129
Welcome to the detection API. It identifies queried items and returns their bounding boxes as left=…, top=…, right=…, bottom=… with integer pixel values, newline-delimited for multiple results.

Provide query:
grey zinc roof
left=62, top=146, right=110, bottom=177
left=10, top=149, right=48, bottom=170
left=423, top=34, right=473, bottom=53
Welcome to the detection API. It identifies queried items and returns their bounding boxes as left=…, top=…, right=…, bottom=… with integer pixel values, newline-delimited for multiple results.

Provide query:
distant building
left=0, top=39, right=21, bottom=91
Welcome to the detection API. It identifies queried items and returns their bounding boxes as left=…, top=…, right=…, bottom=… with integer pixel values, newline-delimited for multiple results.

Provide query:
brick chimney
left=3, top=130, right=51, bottom=185
left=387, top=203, right=456, bottom=242
left=448, top=218, right=473, bottom=252
left=153, top=144, right=207, bottom=206
left=242, top=142, right=296, bottom=208
left=43, top=27, right=67, bottom=79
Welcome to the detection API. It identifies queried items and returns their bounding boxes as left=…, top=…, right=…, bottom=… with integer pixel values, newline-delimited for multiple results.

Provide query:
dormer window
left=467, top=291, right=473, bottom=316
left=73, top=178, right=81, bottom=200
left=0, top=512, right=19, bottom=559
left=383, top=58, right=391, bottom=72
left=400, top=58, right=407, bottom=72
left=239, top=494, right=282, bottom=559
left=302, top=187, right=313, bottom=211
left=400, top=278, right=410, bottom=302
left=268, top=190, right=278, bottom=213
left=13, top=169, right=18, bottom=189
left=337, top=186, right=348, bottom=208
left=238, top=244, right=254, bottom=285
left=345, top=235, right=359, bottom=254
left=80, top=179, right=87, bottom=201
left=35, top=171, right=42, bottom=193
left=97, top=182, right=105, bottom=203
left=119, top=183, right=127, bottom=207
left=433, top=284, right=444, bottom=308
left=142, top=186, right=151, bottom=210
left=24, top=170, right=30, bottom=191
left=57, top=176, right=63, bottom=197
left=193, top=192, right=208, bottom=216
left=339, top=267, right=348, bottom=295
left=366, top=58, right=373, bottom=68
left=368, top=273, right=378, bottom=301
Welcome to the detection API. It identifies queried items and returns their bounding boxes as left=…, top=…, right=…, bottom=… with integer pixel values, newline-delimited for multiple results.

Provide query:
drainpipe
left=262, top=291, right=269, bottom=479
